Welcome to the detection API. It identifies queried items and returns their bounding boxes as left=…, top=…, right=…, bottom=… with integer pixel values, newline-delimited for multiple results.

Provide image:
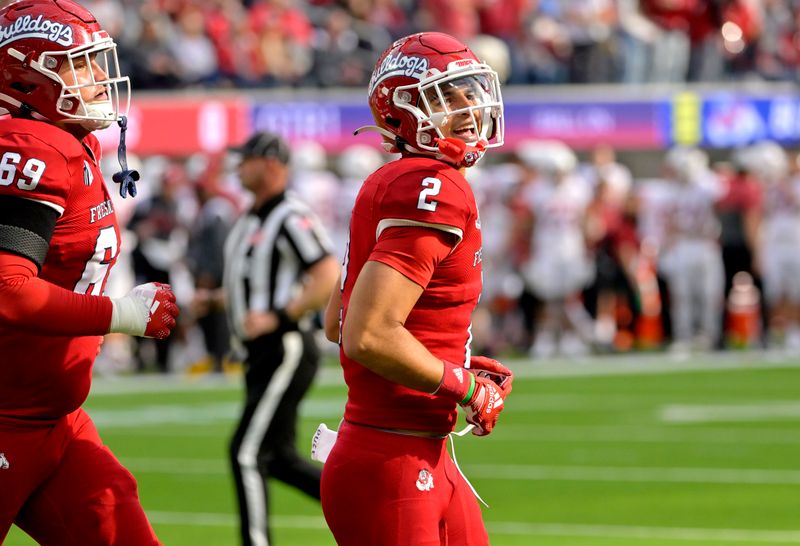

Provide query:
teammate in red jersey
left=320, top=32, right=513, bottom=545
left=0, top=1, right=179, bottom=544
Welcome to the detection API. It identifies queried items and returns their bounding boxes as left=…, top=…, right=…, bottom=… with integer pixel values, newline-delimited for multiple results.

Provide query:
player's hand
left=469, top=355, right=513, bottom=396
left=461, top=375, right=506, bottom=436
left=109, top=282, right=180, bottom=339
left=435, top=360, right=509, bottom=436
left=243, top=310, right=279, bottom=339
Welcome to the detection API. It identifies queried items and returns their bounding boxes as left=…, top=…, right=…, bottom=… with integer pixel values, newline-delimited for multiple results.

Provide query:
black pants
left=229, top=329, right=322, bottom=546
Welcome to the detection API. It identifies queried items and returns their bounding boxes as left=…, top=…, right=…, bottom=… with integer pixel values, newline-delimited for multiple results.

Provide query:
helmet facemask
left=35, top=31, right=129, bottom=130
left=393, top=63, right=504, bottom=156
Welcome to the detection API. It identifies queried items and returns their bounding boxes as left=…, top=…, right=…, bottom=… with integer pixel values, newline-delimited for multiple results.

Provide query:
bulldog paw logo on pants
left=416, top=468, right=434, bottom=492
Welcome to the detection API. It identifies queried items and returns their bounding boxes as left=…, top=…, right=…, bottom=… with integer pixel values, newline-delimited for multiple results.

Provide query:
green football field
left=6, top=352, right=800, bottom=546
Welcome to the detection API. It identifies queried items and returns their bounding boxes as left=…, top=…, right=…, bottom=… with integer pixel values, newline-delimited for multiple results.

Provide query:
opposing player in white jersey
left=659, top=146, right=725, bottom=352
left=518, top=140, right=595, bottom=357
left=740, top=142, right=800, bottom=350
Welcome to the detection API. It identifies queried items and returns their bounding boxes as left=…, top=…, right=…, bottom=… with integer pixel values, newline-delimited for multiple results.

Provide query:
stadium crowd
left=76, top=0, right=800, bottom=89
left=97, top=138, right=800, bottom=373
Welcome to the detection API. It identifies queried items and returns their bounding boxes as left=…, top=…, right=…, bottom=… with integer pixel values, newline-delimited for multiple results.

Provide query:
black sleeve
left=0, top=195, right=59, bottom=269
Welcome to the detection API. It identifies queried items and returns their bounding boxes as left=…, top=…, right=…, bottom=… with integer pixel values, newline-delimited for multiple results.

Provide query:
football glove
left=109, top=282, right=180, bottom=339
left=462, top=375, right=505, bottom=436
left=469, top=355, right=514, bottom=397
left=435, top=360, right=508, bottom=436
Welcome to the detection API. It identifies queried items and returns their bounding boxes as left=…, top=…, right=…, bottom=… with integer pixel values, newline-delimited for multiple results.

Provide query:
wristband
left=433, top=360, right=473, bottom=403
left=460, top=372, right=476, bottom=405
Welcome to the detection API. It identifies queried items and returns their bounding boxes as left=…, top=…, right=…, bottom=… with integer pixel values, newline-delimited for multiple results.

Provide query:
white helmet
left=337, top=144, right=384, bottom=180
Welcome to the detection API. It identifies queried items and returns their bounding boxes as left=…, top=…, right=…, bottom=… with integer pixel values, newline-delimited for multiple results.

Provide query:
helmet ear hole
left=10, top=82, right=34, bottom=94
left=385, top=117, right=401, bottom=129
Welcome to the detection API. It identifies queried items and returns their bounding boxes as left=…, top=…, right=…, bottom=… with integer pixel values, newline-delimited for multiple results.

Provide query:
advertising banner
left=94, top=89, right=800, bottom=157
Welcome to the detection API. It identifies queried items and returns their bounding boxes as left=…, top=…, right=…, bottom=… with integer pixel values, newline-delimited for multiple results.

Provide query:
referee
left=223, top=131, right=340, bottom=546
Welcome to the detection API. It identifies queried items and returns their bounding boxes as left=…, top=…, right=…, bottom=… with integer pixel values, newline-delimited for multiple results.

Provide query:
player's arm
left=284, top=255, right=340, bottom=321
left=0, top=196, right=177, bottom=338
left=342, top=256, right=442, bottom=392
left=323, top=273, right=342, bottom=343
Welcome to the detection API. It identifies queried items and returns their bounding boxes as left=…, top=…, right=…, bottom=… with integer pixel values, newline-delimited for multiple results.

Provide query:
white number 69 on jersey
left=0, top=151, right=45, bottom=191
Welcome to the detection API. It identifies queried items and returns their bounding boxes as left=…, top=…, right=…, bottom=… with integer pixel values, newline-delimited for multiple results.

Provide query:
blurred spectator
left=635, top=0, right=693, bottom=82
left=416, top=0, right=480, bottom=41
left=310, top=7, right=390, bottom=87
left=562, top=0, right=620, bottom=82
left=346, top=0, right=411, bottom=40
left=204, top=0, right=261, bottom=86
left=517, top=4, right=572, bottom=83
left=756, top=0, right=797, bottom=80
left=187, top=154, right=238, bottom=373
left=168, top=6, right=220, bottom=86
left=129, top=161, right=193, bottom=371
left=249, top=0, right=314, bottom=86
left=104, top=0, right=796, bottom=86
left=127, top=13, right=183, bottom=89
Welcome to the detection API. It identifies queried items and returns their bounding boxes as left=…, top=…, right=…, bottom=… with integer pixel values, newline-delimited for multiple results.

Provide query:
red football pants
left=0, top=408, right=161, bottom=546
left=320, top=421, right=489, bottom=546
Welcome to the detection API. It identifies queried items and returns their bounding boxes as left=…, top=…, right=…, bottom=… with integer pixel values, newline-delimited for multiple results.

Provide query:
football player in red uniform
left=320, top=32, right=513, bottom=545
left=0, top=1, right=179, bottom=544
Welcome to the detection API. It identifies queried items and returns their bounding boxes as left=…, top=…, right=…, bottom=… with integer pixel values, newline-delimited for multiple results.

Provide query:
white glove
left=109, top=282, right=180, bottom=339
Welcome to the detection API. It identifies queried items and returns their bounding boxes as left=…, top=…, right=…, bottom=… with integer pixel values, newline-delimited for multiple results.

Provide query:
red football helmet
left=0, top=0, right=129, bottom=130
left=360, top=32, right=504, bottom=167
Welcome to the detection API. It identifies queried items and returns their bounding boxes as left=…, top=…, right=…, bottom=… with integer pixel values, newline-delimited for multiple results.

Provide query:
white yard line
left=466, top=464, right=800, bottom=485
left=123, top=457, right=800, bottom=485
left=144, top=511, right=800, bottom=543
left=488, top=424, right=800, bottom=445
left=89, top=399, right=345, bottom=427
left=486, top=522, right=800, bottom=543
left=661, top=402, right=800, bottom=423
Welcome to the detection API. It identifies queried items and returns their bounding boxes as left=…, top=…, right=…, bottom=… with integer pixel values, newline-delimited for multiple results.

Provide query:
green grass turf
left=6, top=353, right=800, bottom=545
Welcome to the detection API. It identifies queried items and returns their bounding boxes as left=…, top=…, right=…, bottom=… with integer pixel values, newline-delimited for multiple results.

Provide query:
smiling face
left=422, top=74, right=492, bottom=144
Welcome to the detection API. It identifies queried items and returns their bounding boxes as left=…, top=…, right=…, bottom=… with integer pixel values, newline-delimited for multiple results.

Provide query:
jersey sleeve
left=370, top=226, right=455, bottom=288
left=0, top=251, right=112, bottom=335
left=0, top=132, right=76, bottom=215
left=0, top=196, right=59, bottom=269
left=378, top=169, right=472, bottom=244
left=282, top=205, right=334, bottom=269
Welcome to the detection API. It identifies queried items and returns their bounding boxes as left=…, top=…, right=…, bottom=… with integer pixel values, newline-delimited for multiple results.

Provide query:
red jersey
left=0, top=118, right=120, bottom=421
left=340, top=156, right=483, bottom=432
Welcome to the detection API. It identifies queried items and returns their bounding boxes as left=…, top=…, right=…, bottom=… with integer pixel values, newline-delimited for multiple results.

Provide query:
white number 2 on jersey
left=417, top=177, right=441, bottom=212
left=74, top=225, right=118, bottom=295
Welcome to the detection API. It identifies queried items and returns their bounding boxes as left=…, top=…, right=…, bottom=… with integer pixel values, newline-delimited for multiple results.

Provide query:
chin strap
left=355, top=125, right=488, bottom=169
left=435, top=137, right=486, bottom=168
left=112, top=115, right=140, bottom=198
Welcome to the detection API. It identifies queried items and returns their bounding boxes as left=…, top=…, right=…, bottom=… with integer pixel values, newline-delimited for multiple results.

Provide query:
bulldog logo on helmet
left=368, top=52, right=429, bottom=96
left=0, top=14, right=73, bottom=48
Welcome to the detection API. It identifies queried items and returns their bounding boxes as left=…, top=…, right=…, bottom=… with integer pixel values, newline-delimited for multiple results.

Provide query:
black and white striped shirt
left=223, top=191, right=333, bottom=342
